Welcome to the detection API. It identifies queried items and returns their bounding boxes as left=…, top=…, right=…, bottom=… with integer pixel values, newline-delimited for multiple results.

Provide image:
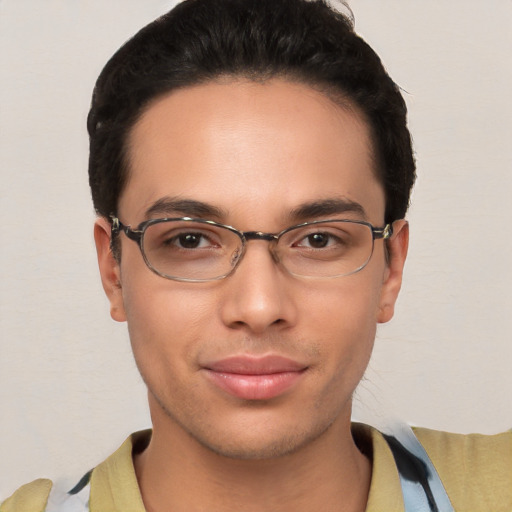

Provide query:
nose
left=219, top=241, right=297, bottom=334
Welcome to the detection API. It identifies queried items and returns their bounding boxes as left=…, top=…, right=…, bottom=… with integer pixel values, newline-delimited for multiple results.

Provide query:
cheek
left=121, top=280, right=233, bottom=386
left=302, top=276, right=382, bottom=376
left=303, top=271, right=383, bottom=336
left=119, top=266, right=214, bottom=370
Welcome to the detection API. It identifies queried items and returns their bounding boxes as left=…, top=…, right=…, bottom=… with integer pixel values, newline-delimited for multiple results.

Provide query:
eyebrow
left=144, top=197, right=227, bottom=220
left=289, top=198, right=367, bottom=222
left=143, top=196, right=366, bottom=224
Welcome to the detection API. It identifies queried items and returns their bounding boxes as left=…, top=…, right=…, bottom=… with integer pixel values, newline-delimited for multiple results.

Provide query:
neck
left=134, top=404, right=371, bottom=512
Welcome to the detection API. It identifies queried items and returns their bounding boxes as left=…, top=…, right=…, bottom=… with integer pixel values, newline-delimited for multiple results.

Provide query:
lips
left=202, top=355, right=307, bottom=400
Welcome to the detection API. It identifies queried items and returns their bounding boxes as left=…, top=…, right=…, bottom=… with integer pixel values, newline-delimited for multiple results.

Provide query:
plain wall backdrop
left=1, top=0, right=511, bottom=497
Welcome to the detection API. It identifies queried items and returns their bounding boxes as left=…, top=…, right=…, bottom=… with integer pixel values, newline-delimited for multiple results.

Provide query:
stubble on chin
left=149, top=385, right=347, bottom=461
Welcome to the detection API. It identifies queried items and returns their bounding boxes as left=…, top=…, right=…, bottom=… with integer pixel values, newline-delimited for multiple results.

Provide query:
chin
left=195, top=434, right=310, bottom=460
left=187, top=415, right=338, bottom=461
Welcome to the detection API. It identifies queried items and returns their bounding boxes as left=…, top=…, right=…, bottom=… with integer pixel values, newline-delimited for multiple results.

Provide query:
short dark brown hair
left=88, top=0, right=415, bottom=225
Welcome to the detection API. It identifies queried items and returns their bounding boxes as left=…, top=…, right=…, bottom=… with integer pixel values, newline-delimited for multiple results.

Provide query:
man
left=2, top=0, right=510, bottom=511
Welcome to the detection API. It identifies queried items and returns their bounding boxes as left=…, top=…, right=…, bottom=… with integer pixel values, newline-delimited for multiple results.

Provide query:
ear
left=377, top=220, right=409, bottom=324
left=94, top=217, right=127, bottom=322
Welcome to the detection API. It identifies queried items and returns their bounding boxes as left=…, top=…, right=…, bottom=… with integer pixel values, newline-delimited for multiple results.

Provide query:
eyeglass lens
left=140, top=219, right=375, bottom=281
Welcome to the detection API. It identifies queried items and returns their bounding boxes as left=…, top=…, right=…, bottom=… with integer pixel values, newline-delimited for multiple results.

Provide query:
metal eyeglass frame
left=110, top=215, right=393, bottom=282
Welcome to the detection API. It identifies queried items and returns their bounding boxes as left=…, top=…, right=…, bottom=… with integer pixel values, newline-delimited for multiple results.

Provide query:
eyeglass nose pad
left=268, top=241, right=281, bottom=264
left=230, top=246, right=243, bottom=268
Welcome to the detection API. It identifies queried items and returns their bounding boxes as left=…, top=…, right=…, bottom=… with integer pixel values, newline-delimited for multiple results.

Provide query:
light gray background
left=1, top=0, right=511, bottom=497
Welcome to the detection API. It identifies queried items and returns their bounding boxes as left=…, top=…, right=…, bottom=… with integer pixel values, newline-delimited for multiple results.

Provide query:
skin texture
left=94, top=79, right=409, bottom=511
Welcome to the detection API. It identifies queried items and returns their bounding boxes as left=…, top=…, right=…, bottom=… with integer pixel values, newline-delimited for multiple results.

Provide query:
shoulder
left=1, top=479, right=53, bottom=512
left=1, top=431, right=148, bottom=512
left=414, top=426, right=512, bottom=474
left=414, top=427, right=512, bottom=510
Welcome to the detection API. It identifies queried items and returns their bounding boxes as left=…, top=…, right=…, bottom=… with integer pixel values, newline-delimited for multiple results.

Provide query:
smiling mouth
left=202, top=355, right=308, bottom=400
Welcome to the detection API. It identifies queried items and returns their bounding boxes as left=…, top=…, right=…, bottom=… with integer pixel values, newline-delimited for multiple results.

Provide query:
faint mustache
left=202, top=335, right=321, bottom=358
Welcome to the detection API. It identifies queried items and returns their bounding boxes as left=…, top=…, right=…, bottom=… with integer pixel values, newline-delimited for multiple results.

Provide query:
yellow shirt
left=2, top=426, right=511, bottom=512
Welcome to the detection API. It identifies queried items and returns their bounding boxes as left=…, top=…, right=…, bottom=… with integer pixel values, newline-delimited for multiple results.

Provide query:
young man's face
left=96, top=79, right=407, bottom=459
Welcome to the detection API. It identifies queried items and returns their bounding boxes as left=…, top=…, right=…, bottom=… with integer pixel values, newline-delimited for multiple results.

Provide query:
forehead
left=121, top=79, right=385, bottom=226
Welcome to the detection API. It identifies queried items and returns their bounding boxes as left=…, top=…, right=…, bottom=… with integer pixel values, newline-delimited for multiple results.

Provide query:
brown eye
left=177, top=233, right=203, bottom=249
left=306, top=233, right=330, bottom=248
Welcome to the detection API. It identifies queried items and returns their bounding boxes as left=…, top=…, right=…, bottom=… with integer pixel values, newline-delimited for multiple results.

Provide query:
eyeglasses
left=110, top=216, right=393, bottom=282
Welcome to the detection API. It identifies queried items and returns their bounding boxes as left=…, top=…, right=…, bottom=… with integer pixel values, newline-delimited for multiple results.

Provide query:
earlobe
left=94, top=218, right=127, bottom=322
left=377, top=220, right=409, bottom=324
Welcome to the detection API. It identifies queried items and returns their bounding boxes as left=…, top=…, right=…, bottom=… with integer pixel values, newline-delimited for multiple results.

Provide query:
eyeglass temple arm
left=373, top=224, right=393, bottom=240
left=110, top=215, right=142, bottom=242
